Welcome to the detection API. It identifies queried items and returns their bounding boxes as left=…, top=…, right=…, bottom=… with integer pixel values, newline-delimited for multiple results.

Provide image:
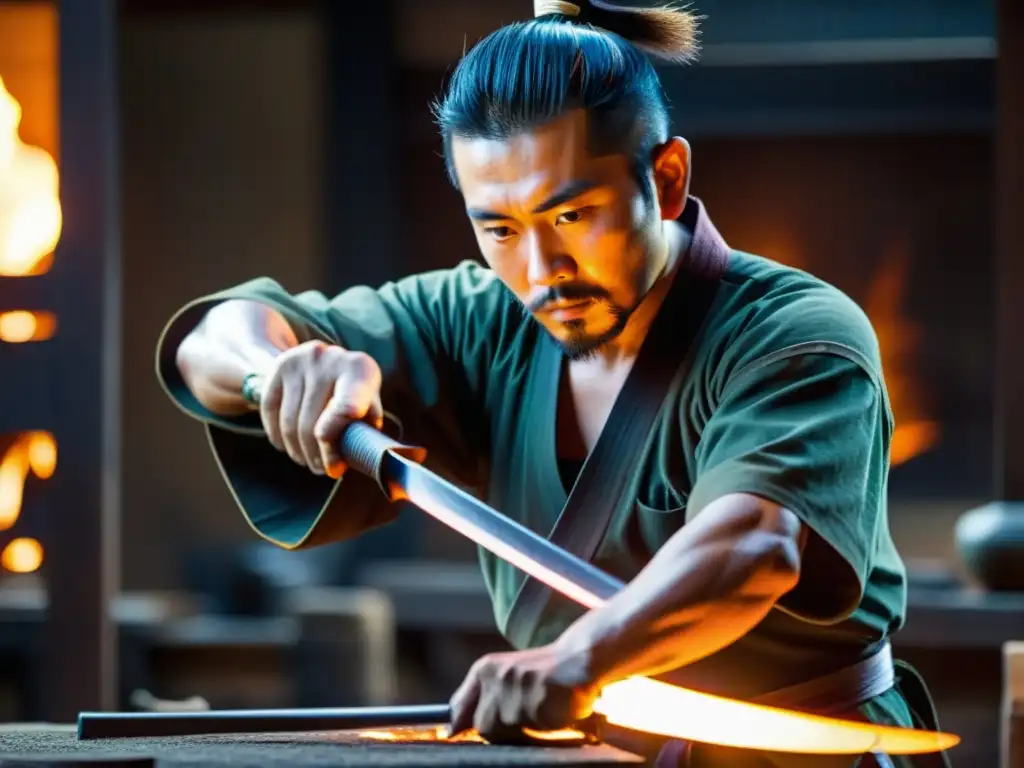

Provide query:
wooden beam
left=994, top=0, right=1024, bottom=500
left=43, top=0, right=121, bottom=720
left=1003, top=641, right=1024, bottom=768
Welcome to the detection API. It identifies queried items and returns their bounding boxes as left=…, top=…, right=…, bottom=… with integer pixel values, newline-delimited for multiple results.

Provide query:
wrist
left=554, top=609, right=622, bottom=691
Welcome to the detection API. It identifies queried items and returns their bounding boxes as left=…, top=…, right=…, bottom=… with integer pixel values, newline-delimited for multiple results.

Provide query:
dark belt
left=648, top=641, right=897, bottom=768
left=752, top=639, right=895, bottom=714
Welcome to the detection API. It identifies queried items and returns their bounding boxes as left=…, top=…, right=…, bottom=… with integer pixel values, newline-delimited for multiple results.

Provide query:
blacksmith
left=156, top=2, right=950, bottom=765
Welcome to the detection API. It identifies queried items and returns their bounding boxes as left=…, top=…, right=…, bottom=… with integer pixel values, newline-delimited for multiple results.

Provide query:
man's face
left=451, top=110, right=688, bottom=360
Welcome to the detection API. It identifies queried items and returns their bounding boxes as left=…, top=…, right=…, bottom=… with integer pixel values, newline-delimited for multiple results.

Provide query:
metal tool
left=78, top=704, right=451, bottom=740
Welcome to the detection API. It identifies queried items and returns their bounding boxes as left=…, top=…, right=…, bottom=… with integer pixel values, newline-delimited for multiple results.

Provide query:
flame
left=0, top=74, right=61, bottom=276
left=0, top=309, right=56, bottom=342
left=1, top=536, right=43, bottom=573
left=0, top=433, right=56, bottom=549
left=863, top=244, right=940, bottom=465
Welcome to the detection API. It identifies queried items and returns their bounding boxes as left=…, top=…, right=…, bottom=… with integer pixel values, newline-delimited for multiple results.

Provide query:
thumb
left=448, top=671, right=481, bottom=737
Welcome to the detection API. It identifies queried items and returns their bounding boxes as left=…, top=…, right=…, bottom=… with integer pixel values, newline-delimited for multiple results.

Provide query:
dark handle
left=339, top=419, right=427, bottom=490
left=242, top=373, right=427, bottom=494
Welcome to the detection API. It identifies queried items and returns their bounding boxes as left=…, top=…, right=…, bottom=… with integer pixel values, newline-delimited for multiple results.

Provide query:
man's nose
left=525, top=230, right=575, bottom=286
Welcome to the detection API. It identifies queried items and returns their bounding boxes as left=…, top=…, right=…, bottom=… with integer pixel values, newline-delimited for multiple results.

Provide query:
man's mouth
left=544, top=299, right=594, bottom=321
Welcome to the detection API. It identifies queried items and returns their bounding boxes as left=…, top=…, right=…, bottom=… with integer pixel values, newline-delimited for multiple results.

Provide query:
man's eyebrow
left=465, top=179, right=601, bottom=222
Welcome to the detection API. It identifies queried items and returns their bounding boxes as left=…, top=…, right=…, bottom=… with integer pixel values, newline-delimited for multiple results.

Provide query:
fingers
left=314, top=353, right=383, bottom=479
left=258, top=343, right=383, bottom=478
left=449, top=657, right=525, bottom=743
left=447, top=651, right=586, bottom=742
left=277, top=374, right=305, bottom=465
left=297, top=373, right=334, bottom=475
left=259, top=372, right=285, bottom=452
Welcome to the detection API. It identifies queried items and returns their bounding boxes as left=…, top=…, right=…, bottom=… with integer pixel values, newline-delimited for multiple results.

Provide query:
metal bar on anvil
left=78, top=704, right=451, bottom=740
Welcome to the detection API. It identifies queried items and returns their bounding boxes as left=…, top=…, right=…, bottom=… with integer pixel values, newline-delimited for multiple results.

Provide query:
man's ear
left=651, top=137, right=690, bottom=220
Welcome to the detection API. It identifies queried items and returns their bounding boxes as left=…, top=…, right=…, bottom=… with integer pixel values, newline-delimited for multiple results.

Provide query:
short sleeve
left=687, top=345, right=893, bottom=624
left=154, top=260, right=506, bottom=550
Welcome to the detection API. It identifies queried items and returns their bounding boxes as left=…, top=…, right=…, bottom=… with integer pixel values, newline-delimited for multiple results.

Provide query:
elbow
left=749, top=505, right=804, bottom=596
left=761, top=530, right=802, bottom=595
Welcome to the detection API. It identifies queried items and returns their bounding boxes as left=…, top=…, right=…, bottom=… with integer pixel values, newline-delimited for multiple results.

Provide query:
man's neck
left=586, top=220, right=692, bottom=368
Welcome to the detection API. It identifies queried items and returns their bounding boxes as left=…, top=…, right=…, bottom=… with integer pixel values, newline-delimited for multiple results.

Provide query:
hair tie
left=534, top=0, right=582, bottom=18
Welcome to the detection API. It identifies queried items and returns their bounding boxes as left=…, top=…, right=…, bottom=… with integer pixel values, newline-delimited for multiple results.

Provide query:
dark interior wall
left=117, top=7, right=326, bottom=589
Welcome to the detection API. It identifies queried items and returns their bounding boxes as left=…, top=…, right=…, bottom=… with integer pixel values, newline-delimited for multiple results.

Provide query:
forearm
left=558, top=493, right=804, bottom=687
left=175, top=299, right=301, bottom=416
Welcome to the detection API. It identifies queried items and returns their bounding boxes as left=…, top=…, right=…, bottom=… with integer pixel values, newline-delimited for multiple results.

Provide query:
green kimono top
left=156, top=198, right=933, bottom=759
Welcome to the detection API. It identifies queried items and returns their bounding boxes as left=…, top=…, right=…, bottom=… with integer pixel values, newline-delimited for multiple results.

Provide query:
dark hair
left=431, top=1, right=700, bottom=195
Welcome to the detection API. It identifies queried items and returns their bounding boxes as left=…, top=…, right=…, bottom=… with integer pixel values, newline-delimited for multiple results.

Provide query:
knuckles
left=273, top=342, right=380, bottom=387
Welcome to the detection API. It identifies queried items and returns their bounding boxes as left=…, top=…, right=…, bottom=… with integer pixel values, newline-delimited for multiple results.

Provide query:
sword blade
left=383, top=451, right=624, bottom=609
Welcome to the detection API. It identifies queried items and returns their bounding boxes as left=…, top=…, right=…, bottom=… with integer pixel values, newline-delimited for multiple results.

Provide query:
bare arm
left=556, top=493, right=808, bottom=687
left=174, top=299, right=299, bottom=416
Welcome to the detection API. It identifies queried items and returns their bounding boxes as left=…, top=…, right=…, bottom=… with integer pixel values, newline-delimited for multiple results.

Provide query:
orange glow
left=0, top=432, right=56, bottom=539
left=354, top=725, right=588, bottom=744
left=863, top=245, right=941, bottom=465
left=0, top=74, right=61, bottom=276
left=356, top=726, right=484, bottom=743
left=1, top=536, right=43, bottom=573
left=594, top=676, right=958, bottom=755
left=0, top=309, right=56, bottom=342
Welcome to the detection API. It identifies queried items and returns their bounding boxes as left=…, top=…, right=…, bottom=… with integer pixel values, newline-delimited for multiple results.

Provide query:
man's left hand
left=447, top=641, right=600, bottom=742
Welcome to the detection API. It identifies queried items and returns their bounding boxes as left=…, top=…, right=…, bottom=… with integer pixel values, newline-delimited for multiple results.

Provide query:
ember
left=356, top=725, right=485, bottom=742
left=355, top=725, right=592, bottom=744
left=0, top=431, right=54, bottom=573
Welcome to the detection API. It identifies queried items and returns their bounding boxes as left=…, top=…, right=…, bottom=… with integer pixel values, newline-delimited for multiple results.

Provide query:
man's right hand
left=257, top=341, right=384, bottom=479
left=175, top=299, right=383, bottom=480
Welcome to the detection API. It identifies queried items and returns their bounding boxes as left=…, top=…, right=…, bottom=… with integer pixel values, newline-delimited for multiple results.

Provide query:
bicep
left=688, top=351, right=892, bottom=624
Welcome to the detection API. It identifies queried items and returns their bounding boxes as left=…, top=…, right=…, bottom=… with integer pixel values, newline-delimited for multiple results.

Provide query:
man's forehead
left=452, top=130, right=630, bottom=215
left=452, top=129, right=588, bottom=181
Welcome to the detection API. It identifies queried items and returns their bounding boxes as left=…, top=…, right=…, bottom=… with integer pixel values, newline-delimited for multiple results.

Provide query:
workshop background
left=0, top=1, right=1019, bottom=766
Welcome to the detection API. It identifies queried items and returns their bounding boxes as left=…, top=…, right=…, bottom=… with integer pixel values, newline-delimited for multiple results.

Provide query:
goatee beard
left=558, top=305, right=630, bottom=361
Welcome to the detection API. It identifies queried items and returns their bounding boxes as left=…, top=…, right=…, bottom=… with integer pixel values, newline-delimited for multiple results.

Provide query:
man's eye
left=486, top=226, right=514, bottom=240
left=557, top=207, right=591, bottom=225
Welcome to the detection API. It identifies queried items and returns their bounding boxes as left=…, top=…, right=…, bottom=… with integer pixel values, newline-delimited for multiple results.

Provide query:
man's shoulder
left=389, top=260, right=509, bottom=314
left=703, top=250, right=884, bottom=383
left=383, top=260, right=536, bottom=355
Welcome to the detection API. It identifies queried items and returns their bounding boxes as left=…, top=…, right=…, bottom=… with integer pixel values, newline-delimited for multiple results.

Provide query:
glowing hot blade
left=381, top=452, right=959, bottom=755
left=594, top=677, right=960, bottom=755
